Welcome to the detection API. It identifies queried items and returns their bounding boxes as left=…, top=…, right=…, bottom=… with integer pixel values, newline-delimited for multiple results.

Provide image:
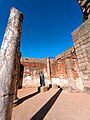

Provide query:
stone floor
left=12, top=87, right=90, bottom=120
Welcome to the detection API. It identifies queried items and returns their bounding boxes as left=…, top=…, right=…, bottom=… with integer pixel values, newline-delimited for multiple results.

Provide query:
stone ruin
left=20, top=30, right=90, bottom=92
left=20, top=16, right=90, bottom=92
left=20, top=48, right=77, bottom=89
left=0, top=1, right=90, bottom=119
left=19, top=1, right=90, bottom=91
left=0, top=8, right=23, bottom=120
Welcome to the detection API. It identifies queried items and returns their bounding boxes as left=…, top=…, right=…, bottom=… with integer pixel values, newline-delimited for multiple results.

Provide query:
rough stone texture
left=72, top=16, right=90, bottom=88
left=18, top=64, right=24, bottom=88
left=65, top=58, right=76, bottom=89
left=21, top=58, right=48, bottom=87
left=14, top=51, right=21, bottom=100
left=55, top=47, right=81, bottom=89
left=0, top=8, right=23, bottom=120
left=40, top=86, right=49, bottom=92
left=46, top=57, right=51, bottom=83
left=77, top=0, right=90, bottom=20
left=50, top=59, right=58, bottom=78
left=20, top=47, right=80, bottom=90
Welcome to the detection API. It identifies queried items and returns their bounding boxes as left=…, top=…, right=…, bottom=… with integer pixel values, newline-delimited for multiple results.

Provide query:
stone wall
left=72, top=16, right=90, bottom=88
left=55, top=47, right=80, bottom=89
left=20, top=47, right=80, bottom=89
left=21, top=58, right=49, bottom=87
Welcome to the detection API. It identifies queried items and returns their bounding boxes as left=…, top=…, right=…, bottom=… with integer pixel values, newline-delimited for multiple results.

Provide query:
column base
left=38, top=86, right=49, bottom=92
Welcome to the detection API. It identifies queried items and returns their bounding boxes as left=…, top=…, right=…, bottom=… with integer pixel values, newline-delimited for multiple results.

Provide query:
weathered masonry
left=77, top=0, right=90, bottom=21
left=72, top=15, right=90, bottom=88
left=0, top=2, right=89, bottom=120
left=20, top=46, right=82, bottom=91
left=0, top=8, right=23, bottom=120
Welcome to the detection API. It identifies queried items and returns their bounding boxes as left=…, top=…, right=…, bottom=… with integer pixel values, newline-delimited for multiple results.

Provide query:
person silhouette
left=39, top=71, right=45, bottom=87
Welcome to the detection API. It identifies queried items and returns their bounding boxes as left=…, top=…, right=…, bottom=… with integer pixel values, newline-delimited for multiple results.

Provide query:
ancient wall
left=20, top=47, right=81, bottom=90
left=20, top=58, right=51, bottom=87
left=54, top=47, right=80, bottom=89
left=72, top=16, right=90, bottom=88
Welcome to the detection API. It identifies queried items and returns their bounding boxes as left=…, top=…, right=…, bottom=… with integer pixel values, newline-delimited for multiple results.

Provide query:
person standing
left=39, top=71, right=45, bottom=86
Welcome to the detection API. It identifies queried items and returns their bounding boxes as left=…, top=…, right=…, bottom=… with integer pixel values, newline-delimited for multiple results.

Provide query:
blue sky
left=0, top=0, right=83, bottom=58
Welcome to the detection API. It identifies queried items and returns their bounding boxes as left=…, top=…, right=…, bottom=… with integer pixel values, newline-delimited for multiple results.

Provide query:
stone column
left=47, top=57, right=51, bottom=83
left=72, top=17, right=90, bottom=88
left=18, top=64, right=24, bottom=89
left=0, top=8, right=23, bottom=120
left=14, top=51, right=21, bottom=100
left=65, top=59, right=76, bottom=89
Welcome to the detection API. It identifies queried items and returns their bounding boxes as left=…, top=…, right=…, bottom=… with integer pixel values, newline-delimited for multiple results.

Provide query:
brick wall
left=55, top=47, right=80, bottom=89
left=50, top=60, right=58, bottom=78
left=20, top=47, right=81, bottom=89
left=20, top=58, right=47, bottom=87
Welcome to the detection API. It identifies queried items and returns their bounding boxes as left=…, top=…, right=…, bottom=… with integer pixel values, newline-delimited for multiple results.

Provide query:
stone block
left=74, top=43, right=80, bottom=49
left=79, top=65, right=87, bottom=71
left=85, top=43, right=90, bottom=49
left=84, top=32, right=90, bottom=39
left=74, top=34, right=90, bottom=49
left=83, top=37, right=90, bottom=44
left=78, top=57, right=88, bottom=63
left=65, top=59, right=72, bottom=69
left=84, top=87, right=90, bottom=93
left=82, top=75, right=88, bottom=80
left=81, top=70, right=88, bottom=74
left=76, top=49, right=86, bottom=56
left=79, top=62, right=88, bottom=67
left=38, top=86, right=49, bottom=92
left=77, top=53, right=87, bottom=59
left=75, top=46, right=83, bottom=52
left=74, top=38, right=83, bottom=45
left=52, top=84, right=60, bottom=89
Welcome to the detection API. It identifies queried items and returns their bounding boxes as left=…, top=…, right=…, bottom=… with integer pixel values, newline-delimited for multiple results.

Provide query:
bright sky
left=0, top=0, right=83, bottom=58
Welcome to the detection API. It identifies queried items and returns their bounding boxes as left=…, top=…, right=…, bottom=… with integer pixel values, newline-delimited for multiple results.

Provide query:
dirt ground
left=12, top=87, right=90, bottom=120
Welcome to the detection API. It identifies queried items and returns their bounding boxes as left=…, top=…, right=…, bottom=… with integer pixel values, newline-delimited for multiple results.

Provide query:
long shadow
left=14, top=91, right=39, bottom=107
left=30, top=88, right=62, bottom=120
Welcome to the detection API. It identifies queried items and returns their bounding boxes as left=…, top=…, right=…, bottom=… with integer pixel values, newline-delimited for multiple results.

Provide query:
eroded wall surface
left=72, top=16, right=90, bottom=88
left=20, top=47, right=80, bottom=90
left=21, top=58, right=48, bottom=87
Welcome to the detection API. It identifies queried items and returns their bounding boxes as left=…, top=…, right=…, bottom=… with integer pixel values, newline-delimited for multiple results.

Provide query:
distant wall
left=21, top=58, right=47, bottom=87
left=20, top=47, right=80, bottom=89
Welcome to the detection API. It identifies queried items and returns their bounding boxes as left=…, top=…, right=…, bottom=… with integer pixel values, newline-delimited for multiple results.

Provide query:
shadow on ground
left=30, top=88, right=62, bottom=120
left=14, top=91, right=39, bottom=107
